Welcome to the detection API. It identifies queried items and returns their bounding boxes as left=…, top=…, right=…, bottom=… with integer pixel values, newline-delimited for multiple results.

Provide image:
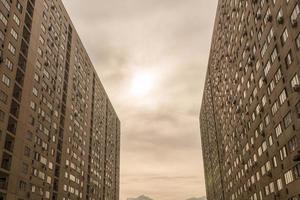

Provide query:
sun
left=130, top=70, right=156, bottom=97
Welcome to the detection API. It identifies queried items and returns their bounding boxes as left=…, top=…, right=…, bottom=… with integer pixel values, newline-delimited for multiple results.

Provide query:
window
left=2, top=74, right=10, bottom=87
left=273, top=156, right=277, bottom=167
left=38, top=171, right=45, bottom=180
left=45, top=191, right=50, bottom=198
left=271, top=47, right=278, bottom=63
left=262, top=141, right=267, bottom=152
left=43, top=12, right=48, bottom=21
left=256, top=171, right=260, bottom=181
left=280, top=146, right=288, bottom=160
left=280, top=28, right=289, bottom=45
left=256, top=60, right=261, bottom=71
left=0, top=90, right=8, bottom=103
left=26, top=131, right=33, bottom=141
left=266, top=161, right=272, bottom=171
left=19, top=180, right=26, bottom=191
left=29, top=115, right=35, bottom=126
left=36, top=60, right=42, bottom=69
left=256, top=104, right=261, bottom=115
left=13, top=14, right=20, bottom=26
left=8, top=43, right=16, bottom=55
left=259, top=77, right=265, bottom=88
left=265, top=185, right=270, bottom=196
left=0, top=109, right=4, bottom=121
left=40, top=156, right=47, bottom=165
left=21, top=163, right=28, bottom=174
left=41, top=23, right=46, bottom=33
left=284, top=170, right=294, bottom=184
left=0, top=11, right=8, bottom=25
left=32, top=87, right=38, bottom=96
left=4, top=58, right=13, bottom=71
left=291, top=4, right=300, bottom=22
left=272, top=101, right=279, bottom=115
left=265, top=115, right=270, bottom=126
left=279, top=89, right=287, bottom=105
left=275, top=68, right=282, bottom=83
left=37, top=48, right=43, bottom=56
left=294, top=164, right=300, bottom=179
left=267, top=28, right=274, bottom=43
left=24, top=146, right=30, bottom=157
left=277, top=178, right=283, bottom=190
left=275, top=123, right=282, bottom=137
left=268, top=80, right=275, bottom=94
left=30, top=101, right=36, bottom=110
left=1, top=0, right=10, bottom=11
left=264, top=61, right=271, bottom=76
left=261, top=42, right=268, bottom=57
left=259, top=191, right=263, bottom=200
left=16, top=1, right=23, bottom=13
left=261, top=165, right=266, bottom=175
left=10, top=28, right=18, bottom=40
left=34, top=73, right=39, bottom=82
left=283, top=112, right=292, bottom=128
left=291, top=73, right=299, bottom=88
left=48, top=161, right=53, bottom=170
left=31, top=185, right=35, bottom=192
left=269, top=136, right=273, bottom=146
left=39, top=35, right=44, bottom=44
left=285, top=51, right=293, bottom=66
left=0, top=30, right=4, bottom=41
left=288, top=137, right=298, bottom=152
left=277, top=8, right=283, bottom=21
left=43, top=69, right=49, bottom=79
left=296, top=101, right=300, bottom=115
left=269, top=182, right=275, bottom=193
left=296, top=33, right=300, bottom=49
left=262, top=95, right=267, bottom=106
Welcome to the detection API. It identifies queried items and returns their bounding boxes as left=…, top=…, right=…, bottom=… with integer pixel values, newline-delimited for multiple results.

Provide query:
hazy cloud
left=62, top=0, right=218, bottom=200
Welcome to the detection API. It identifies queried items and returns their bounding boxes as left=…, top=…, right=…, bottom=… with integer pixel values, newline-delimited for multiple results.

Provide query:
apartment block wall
left=200, top=75, right=225, bottom=200
left=0, top=0, right=120, bottom=200
left=200, top=0, right=300, bottom=200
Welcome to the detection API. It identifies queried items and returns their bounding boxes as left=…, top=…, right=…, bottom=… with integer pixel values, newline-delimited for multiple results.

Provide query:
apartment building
left=200, top=0, right=300, bottom=200
left=0, top=0, right=120, bottom=199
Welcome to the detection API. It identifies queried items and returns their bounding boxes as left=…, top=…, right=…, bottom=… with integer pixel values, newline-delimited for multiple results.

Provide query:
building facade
left=200, top=0, right=300, bottom=200
left=0, top=0, right=120, bottom=200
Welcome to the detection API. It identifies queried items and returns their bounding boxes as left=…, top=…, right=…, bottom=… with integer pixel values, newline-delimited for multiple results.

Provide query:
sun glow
left=130, top=70, right=156, bottom=97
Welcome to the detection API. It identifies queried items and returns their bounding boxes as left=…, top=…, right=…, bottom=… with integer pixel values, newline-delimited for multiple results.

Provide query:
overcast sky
left=62, top=1, right=218, bottom=200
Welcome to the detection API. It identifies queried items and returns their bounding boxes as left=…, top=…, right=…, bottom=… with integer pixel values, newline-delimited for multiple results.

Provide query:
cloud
left=62, top=0, right=218, bottom=200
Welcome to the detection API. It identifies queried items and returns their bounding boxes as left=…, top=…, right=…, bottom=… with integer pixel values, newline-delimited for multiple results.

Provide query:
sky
left=62, top=1, right=218, bottom=200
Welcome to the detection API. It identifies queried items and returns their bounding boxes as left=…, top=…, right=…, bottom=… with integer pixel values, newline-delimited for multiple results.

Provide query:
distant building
left=200, top=0, right=300, bottom=200
left=185, top=197, right=207, bottom=200
left=0, top=0, right=120, bottom=200
left=127, top=195, right=154, bottom=200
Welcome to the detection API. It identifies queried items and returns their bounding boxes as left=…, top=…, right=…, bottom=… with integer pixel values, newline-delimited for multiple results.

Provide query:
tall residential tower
left=0, top=0, right=120, bottom=199
left=200, top=0, right=300, bottom=200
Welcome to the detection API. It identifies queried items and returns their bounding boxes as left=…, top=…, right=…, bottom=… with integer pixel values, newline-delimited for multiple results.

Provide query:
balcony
left=15, top=69, right=24, bottom=86
left=4, top=134, right=14, bottom=153
left=10, top=100, right=20, bottom=118
left=12, top=84, right=22, bottom=102
left=7, top=117, right=17, bottom=134
left=1, top=153, right=12, bottom=171
left=18, top=53, right=27, bottom=72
